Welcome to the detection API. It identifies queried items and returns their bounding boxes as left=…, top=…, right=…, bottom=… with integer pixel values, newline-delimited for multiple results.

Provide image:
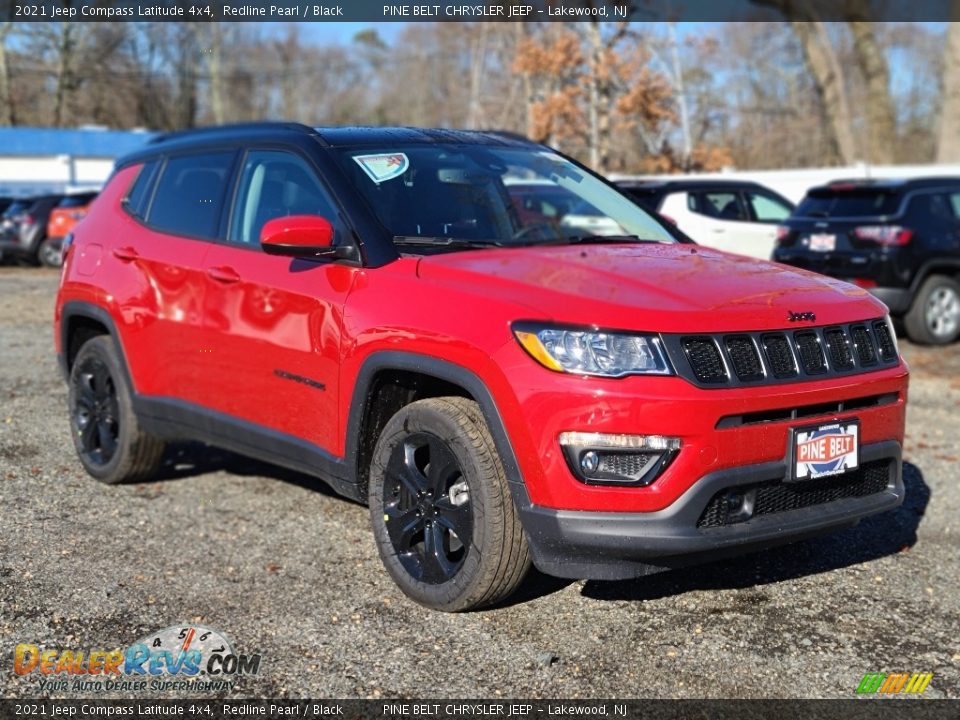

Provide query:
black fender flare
left=344, top=351, right=526, bottom=491
left=909, top=258, right=960, bottom=295
left=58, top=301, right=135, bottom=391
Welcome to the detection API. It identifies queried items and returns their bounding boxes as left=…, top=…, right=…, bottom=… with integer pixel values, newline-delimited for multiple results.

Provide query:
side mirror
left=260, top=215, right=335, bottom=256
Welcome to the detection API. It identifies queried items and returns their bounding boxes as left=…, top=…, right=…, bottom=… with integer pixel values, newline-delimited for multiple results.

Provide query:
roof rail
left=149, top=121, right=317, bottom=145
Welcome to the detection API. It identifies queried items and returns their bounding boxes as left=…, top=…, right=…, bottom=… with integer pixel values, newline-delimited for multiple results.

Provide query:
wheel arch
left=59, top=301, right=135, bottom=391
left=345, top=352, right=525, bottom=502
left=909, top=259, right=960, bottom=295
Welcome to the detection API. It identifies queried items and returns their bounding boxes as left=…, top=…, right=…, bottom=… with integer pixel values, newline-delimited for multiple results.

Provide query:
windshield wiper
left=393, top=236, right=503, bottom=249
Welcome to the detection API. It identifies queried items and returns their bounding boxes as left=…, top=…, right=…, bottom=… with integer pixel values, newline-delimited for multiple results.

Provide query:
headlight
left=513, top=323, right=673, bottom=377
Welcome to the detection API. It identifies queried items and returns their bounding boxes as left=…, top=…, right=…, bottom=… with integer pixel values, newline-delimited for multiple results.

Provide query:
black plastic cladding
left=661, top=319, right=900, bottom=389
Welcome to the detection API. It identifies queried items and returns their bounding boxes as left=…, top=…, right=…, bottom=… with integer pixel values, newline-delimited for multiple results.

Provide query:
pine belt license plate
left=791, top=420, right=860, bottom=481
left=808, top=233, right=836, bottom=252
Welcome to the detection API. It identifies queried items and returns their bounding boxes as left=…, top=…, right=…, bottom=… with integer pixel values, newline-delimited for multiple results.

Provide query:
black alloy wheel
left=382, top=431, right=473, bottom=585
left=369, top=397, right=531, bottom=611
left=68, top=336, right=165, bottom=484
left=72, top=355, right=121, bottom=467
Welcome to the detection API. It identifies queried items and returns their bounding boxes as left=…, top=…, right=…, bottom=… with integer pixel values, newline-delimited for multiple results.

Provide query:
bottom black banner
left=2, top=699, right=956, bottom=720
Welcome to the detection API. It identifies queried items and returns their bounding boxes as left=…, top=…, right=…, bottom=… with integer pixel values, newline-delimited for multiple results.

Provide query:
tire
left=38, top=237, right=63, bottom=268
left=68, top=336, right=165, bottom=484
left=903, top=274, right=960, bottom=345
left=369, top=397, right=531, bottom=611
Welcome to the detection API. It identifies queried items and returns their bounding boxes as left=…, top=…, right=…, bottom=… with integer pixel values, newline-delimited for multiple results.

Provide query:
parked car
left=774, top=178, right=960, bottom=345
left=43, top=192, right=98, bottom=267
left=0, top=197, right=14, bottom=216
left=0, top=198, right=31, bottom=234
left=505, top=179, right=626, bottom=236
left=0, top=194, right=64, bottom=266
left=617, top=179, right=795, bottom=259
left=56, top=123, right=907, bottom=611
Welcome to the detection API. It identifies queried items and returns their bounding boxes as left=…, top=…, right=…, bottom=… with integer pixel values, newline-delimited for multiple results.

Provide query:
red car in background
left=43, top=192, right=98, bottom=266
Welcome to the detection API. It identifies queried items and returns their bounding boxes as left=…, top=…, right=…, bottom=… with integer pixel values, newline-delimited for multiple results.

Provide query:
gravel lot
left=1, top=266, right=958, bottom=700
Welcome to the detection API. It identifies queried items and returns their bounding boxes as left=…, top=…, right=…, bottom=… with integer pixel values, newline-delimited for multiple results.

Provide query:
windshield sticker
left=353, top=153, right=410, bottom=184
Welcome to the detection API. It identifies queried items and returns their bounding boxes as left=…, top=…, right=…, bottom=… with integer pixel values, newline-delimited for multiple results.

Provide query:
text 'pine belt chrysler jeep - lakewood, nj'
left=55, top=124, right=908, bottom=611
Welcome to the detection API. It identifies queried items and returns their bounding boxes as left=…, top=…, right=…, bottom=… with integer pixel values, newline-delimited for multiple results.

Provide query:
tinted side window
left=58, top=192, right=97, bottom=208
left=796, top=190, right=901, bottom=218
left=228, top=150, right=340, bottom=246
left=624, top=190, right=664, bottom=211
left=124, top=161, right=160, bottom=219
left=949, top=192, right=960, bottom=217
left=691, top=191, right=748, bottom=221
left=147, top=152, right=236, bottom=239
left=907, top=192, right=955, bottom=225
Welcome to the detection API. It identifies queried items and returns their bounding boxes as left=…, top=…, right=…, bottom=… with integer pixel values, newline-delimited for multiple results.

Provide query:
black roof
left=315, top=126, right=536, bottom=148
left=616, top=178, right=772, bottom=192
left=117, top=122, right=538, bottom=168
left=806, top=177, right=960, bottom=194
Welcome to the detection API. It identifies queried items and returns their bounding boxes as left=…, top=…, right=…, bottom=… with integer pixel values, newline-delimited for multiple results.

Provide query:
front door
left=198, top=149, right=357, bottom=453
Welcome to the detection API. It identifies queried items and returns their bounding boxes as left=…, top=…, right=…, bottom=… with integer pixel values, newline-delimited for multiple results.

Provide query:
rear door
left=116, top=151, right=237, bottom=404
left=198, top=148, right=358, bottom=451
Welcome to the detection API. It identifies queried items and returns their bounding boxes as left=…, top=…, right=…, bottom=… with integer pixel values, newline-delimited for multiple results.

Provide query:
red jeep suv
left=55, top=124, right=908, bottom=611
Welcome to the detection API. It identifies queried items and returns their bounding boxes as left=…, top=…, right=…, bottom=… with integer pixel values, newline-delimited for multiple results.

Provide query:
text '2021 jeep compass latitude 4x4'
left=55, top=124, right=908, bottom=611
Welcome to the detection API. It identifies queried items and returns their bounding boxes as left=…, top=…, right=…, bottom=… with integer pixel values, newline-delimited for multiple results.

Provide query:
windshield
left=2, top=200, right=28, bottom=218
left=334, top=145, right=676, bottom=248
left=796, top=189, right=901, bottom=218
left=57, top=193, right=96, bottom=208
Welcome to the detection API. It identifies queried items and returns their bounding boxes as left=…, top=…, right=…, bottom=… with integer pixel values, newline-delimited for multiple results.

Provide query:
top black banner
left=1, top=0, right=958, bottom=23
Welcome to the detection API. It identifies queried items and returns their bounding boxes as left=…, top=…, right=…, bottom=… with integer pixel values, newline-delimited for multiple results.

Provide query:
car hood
left=415, top=243, right=888, bottom=333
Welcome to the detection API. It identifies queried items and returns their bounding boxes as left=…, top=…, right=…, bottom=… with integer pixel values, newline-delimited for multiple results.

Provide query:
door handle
left=712, top=228, right=726, bottom=233
left=206, top=266, right=241, bottom=284
left=112, top=246, right=138, bottom=262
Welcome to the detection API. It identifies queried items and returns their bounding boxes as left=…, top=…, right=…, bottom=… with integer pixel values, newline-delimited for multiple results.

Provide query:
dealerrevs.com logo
left=14, top=624, right=261, bottom=693
left=856, top=672, right=934, bottom=696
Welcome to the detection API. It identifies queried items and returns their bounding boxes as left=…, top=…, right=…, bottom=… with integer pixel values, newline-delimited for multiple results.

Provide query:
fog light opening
left=722, top=489, right=756, bottom=524
left=580, top=451, right=600, bottom=473
left=560, top=433, right=681, bottom=487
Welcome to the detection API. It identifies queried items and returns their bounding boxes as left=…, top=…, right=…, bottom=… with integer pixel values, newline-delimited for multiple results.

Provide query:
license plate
left=792, top=420, right=859, bottom=481
left=808, top=233, right=836, bottom=252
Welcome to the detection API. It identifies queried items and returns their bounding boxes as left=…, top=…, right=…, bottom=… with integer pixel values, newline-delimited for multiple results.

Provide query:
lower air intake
left=697, top=460, right=891, bottom=529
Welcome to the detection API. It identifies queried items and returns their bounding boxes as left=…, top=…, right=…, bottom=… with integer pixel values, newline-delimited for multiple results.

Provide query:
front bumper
left=516, top=440, right=903, bottom=580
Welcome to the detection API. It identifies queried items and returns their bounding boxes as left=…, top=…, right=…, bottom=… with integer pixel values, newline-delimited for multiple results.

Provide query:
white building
left=0, top=126, right=156, bottom=197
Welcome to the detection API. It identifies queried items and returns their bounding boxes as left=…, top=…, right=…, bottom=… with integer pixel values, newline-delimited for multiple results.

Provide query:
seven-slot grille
left=666, top=320, right=898, bottom=388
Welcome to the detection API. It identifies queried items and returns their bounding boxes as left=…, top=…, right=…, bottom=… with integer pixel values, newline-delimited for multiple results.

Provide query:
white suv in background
left=618, top=179, right=795, bottom=259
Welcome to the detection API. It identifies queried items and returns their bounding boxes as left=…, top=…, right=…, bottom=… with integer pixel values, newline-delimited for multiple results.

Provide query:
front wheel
left=904, top=274, right=960, bottom=345
left=369, top=397, right=530, bottom=611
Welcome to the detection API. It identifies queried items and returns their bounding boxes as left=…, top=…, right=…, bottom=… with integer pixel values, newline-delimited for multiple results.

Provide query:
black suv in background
left=774, top=178, right=960, bottom=345
left=0, top=194, right=62, bottom=266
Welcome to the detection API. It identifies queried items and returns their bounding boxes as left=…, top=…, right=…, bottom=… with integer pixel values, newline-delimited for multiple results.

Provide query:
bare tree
left=206, top=23, right=225, bottom=124
left=0, top=22, right=15, bottom=125
left=791, top=20, right=857, bottom=163
left=847, top=19, right=896, bottom=163
left=937, top=8, right=960, bottom=162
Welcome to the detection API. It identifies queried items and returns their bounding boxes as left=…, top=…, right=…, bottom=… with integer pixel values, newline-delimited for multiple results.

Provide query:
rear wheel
left=68, top=336, right=165, bottom=484
left=369, top=397, right=530, bottom=611
left=904, top=275, right=960, bottom=345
